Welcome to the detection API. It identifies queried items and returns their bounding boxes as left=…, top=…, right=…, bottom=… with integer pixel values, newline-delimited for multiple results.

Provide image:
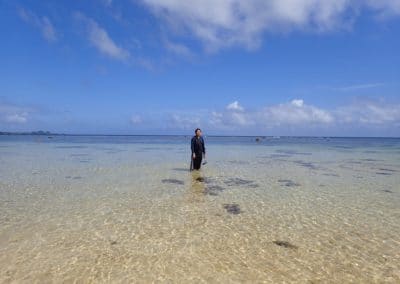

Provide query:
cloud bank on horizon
left=153, top=99, right=400, bottom=135
left=0, top=0, right=399, bottom=136
left=2, top=98, right=399, bottom=136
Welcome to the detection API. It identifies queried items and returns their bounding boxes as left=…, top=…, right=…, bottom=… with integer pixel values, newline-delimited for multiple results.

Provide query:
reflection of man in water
left=191, top=128, right=205, bottom=170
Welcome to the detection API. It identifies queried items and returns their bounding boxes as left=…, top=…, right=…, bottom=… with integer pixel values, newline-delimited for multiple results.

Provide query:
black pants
left=193, top=154, right=203, bottom=170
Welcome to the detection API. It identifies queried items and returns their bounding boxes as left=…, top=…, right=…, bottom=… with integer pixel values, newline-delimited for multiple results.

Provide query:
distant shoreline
left=0, top=131, right=398, bottom=139
left=0, top=131, right=63, bottom=136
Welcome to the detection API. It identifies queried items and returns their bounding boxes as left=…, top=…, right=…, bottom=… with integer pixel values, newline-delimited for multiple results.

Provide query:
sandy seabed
left=1, top=137, right=399, bottom=282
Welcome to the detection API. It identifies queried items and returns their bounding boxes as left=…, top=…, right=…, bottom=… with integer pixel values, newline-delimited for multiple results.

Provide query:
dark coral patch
left=223, top=203, right=242, bottom=215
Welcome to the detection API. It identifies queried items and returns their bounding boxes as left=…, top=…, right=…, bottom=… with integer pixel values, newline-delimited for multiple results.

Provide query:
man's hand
left=192, top=153, right=196, bottom=159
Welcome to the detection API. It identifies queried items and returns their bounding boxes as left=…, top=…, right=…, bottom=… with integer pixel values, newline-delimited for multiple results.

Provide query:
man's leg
left=193, top=155, right=202, bottom=170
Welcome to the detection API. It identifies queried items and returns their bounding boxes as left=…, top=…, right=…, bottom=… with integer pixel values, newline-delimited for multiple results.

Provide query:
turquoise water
left=1, top=135, right=399, bottom=282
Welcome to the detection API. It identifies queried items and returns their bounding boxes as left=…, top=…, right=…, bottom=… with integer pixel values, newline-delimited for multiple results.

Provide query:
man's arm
left=191, top=137, right=195, bottom=157
left=202, top=138, right=206, bottom=157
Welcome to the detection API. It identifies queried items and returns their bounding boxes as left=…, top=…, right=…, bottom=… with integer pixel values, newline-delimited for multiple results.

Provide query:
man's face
left=196, top=130, right=202, bottom=137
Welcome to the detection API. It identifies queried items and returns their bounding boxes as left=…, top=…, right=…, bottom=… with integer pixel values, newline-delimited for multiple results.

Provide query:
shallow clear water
left=0, top=135, right=399, bottom=282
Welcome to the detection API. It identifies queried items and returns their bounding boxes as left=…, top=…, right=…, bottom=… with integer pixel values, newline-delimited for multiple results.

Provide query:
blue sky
left=0, top=0, right=399, bottom=136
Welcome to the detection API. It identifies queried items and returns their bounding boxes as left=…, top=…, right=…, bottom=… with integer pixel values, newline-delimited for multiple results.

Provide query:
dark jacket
left=191, top=136, right=205, bottom=155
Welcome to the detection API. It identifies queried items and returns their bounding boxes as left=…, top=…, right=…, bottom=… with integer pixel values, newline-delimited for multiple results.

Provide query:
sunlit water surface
left=0, top=135, right=399, bottom=283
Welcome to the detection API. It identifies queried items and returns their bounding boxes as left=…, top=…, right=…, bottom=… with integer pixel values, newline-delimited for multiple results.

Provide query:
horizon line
left=0, top=131, right=399, bottom=139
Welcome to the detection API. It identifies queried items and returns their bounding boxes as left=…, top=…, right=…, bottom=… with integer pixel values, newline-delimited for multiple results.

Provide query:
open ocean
left=0, top=135, right=399, bottom=282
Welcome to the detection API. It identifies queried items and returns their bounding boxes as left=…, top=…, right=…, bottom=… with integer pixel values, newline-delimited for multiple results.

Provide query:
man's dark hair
left=195, top=128, right=201, bottom=134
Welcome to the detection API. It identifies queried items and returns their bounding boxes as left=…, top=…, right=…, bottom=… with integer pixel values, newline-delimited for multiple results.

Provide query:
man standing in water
left=191, top=128, right=205, bottom=170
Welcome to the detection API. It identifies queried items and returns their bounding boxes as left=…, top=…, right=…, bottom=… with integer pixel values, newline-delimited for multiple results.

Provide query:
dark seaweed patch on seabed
left=378, top=168, right=397, bottom=172
left=322, top=173, right=340, bottom=177
left=333, top=145, right=354, bottom=149
left=224, top=178, right=259, bottom=188
left=172, top=168, right=189, bottom=172
left=268, top=154, right=292, bottom=158
left=55, top=145, right=88, bottom=149
left=228, top=160, right=250, bottom=165
left=376, top=172, right=392, bottom=176
left=106, top=149, right=126, bottom=154
left=360, top=158, right=383, bottom=162
left=293, top=160, right=318, bottom=170
left=66, top=176, right=83, bottom=179
left=196, top=177, right=205, bottom=182
left=381, top=189, right=394, bottom=193
left=278, top=179, right=300, bottom=187
left=276, top=149, right=312, bottom=156
left=223, top=203, right=242, bottom=214
left=195, top=177, right=226, bottom=196
left=347, top=160, right=362, bottom=164
left=273, top=240, right=298, bottom=249
left=204, top=185, right=225, bottom=196
left=198, top=176, right=220, bottom=185
left=162, top=179, right=184, bottom=185
left=139, top=147, right=165, bottom=151
left=70, top=153, right=90, bottom=157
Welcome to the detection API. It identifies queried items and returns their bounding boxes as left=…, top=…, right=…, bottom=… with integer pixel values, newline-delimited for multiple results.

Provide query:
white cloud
left=164, top=39, right=193, bottom=57
left=211, top=101, right=253, bottom=127
left=230, top=112, right=253, bottom=126
left=18, top=7, right=57, bottom=42
left=0, top=102, right=31, bottom=124
left=291, top=99, right=304, bottom=107
left=140, top=0, right=400, bottom=52
left=259, top=99, right=334, bottom=127
left=75, top=12, right=130, bottom=61
left=131, top=114, right=142, bottom=124
left=5, top=114, right=27, bottom=124
left=209, top=99, right=333, bottom=129
left=103, top=0, right=113, bottom=7
left=366, top=0, right=400, bottom=17
left=336, top=83, right=385, bottom=91
left=167, top=113, right=201, bottom=130
left=136, top=98, right=399, bottom=135
left=210, top=111, right=223, bottom=126
left=335, top=100, right=400, bottom=125
left=226, top=101, right=244, bottom=111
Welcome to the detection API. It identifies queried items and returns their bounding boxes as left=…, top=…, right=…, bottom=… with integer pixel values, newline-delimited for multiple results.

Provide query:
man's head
left=195, top=128, right=202, bottom=137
